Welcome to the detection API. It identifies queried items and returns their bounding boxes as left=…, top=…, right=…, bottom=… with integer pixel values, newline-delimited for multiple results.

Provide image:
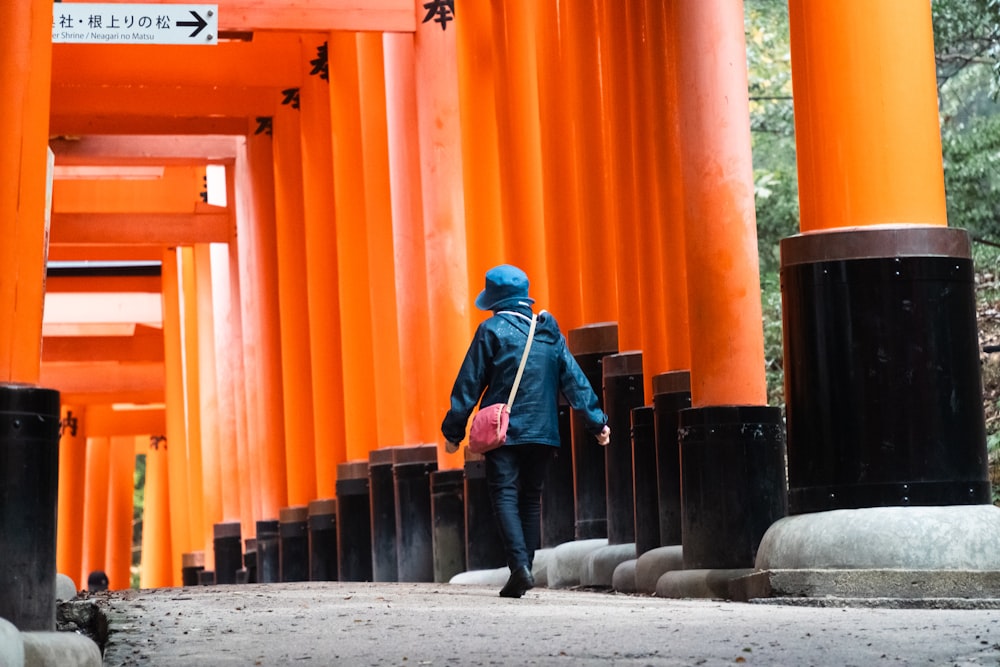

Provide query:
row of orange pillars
left=1, top=0, right=991, bottom=605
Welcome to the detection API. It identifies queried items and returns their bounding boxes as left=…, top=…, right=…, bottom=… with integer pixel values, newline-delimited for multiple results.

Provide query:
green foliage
left=745, top=0, right=798, bottom=276
left=932, top=0, right=1000, bottom=94
left=133, top=454, right=146, bottom=589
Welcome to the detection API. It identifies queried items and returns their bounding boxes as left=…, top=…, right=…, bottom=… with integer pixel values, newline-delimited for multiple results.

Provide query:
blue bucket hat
left=475, top=264, right=535, bottom=311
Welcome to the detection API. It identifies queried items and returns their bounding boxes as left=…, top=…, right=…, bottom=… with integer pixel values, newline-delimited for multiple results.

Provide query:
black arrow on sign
left=178, top=10, right=208, bottom=38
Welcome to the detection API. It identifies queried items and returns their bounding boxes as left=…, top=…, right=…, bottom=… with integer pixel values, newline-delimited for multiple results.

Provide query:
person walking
left=442, top=264, right=610, bottom=598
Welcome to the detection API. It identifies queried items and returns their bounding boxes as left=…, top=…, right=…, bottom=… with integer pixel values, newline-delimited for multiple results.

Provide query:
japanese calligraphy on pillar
left=422, top=0, right=455, bottom=30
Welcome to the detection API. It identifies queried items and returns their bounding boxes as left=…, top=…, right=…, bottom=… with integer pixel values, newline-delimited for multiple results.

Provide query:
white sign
left=52, top=3, right=218, bottom=45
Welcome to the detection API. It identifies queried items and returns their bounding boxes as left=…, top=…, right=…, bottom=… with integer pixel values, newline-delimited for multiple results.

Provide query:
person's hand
left=596, top=425, right=610, bottom=446
left=445, top=439, right=461, bottom=454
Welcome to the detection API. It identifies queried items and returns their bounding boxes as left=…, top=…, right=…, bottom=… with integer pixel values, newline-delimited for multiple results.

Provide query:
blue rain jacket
left=442, top=306, right=607, bottom=447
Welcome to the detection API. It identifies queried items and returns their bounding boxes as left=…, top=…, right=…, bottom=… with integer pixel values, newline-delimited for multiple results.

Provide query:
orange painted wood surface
left=673, top=1, right=766, bottom=408
left=57, top=405, right=88, bottom=589
left=0, top=0, right=53, bottom=383
left=240, top=129, right=289, bottom=521
left=179, top=247, right=209, bottom=566
left=80, top=436, right=111, bottom=588
left=383, top=32, right=439, bottom=444
left=455, top=1, right=505, bottom=318
left=490, top=1, right=549, bottom=308
left=328, top=30, right=380, bottom=462
left=139, top=434, right=174, bottom=588
left=563, top=0, right=618, bottom=326
left=599, top=0, right=643, bottom=355
left=358, top=32, right=407, bottom=451
left=413, top=0, right=471, bottom=468
left=105, top=436, right=136, bottom=590
left=272, top=101, right=318, bottom=505
left=193, top=244, right=225, bottom=566
left=788, top=0, right=946, bottom=231
left=298, top=33, right=347, bottom=493
left=53, top=166, right=208, bottom=213
left=536, top=0, right=584, bottom=333
left=162, top=249, right=193, bottom=585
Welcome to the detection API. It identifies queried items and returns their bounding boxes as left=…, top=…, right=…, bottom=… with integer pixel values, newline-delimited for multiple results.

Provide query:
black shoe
left=499, top=566, right=534, bottom=598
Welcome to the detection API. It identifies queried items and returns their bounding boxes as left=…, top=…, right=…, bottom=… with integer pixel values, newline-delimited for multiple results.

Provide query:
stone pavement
left=83, top=581, right=1000, bottom=666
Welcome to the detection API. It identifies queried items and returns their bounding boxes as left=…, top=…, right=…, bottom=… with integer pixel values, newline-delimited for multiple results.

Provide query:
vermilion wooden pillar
left=140, top=433, right=173, bottom=589
left=655, top=0, right=691, bottom=372
left=674, top=1, right=766, bottom=408
left=536, top=0, right=584, bottom=332
left=105, top=436, right=135, bottom=590
left=383, top=32, right=439, bottom=443
left=194, top=244, right=225, bottom=542
left=563, top=0, right=618, bottom=325
left=179, top=246, right=209, bottom=567
left=223, top=166, right=255, bottom=541
left=0, top=0, right=52, bottom=383
left=454, top=1, right=506, bottom=315
left=241, top=128, right=288, bottom=521
left=490, top=1, right=549, bottom=306
left=788, top=0, right=946, bottom=231
left=162, top=248, right=192, bottom=586
left=598, top=0, right=642, bottom=354
left=669, top=1, right=786, bottom=571
left=358, top=32, right=407, bottom=450
left=299, top=34, right=347, bottom=495
left=779, top=1, right=987, bottom=516
left=272, top=98, right=319, bottom=505
left=208, top=243, right=243, bottom=523
left=80, top=436, right=110, bottom=588
left=327, top=31, right=380, bottom=462
left=56, top=405, right=87, bottom=587
left=629, top=0, right=669, bottom=399
left=413, top=1, right=470, bottom=468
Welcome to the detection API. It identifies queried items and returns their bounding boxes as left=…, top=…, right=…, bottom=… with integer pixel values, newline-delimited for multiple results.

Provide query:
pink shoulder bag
left=468, top=313, right=538, bottom=455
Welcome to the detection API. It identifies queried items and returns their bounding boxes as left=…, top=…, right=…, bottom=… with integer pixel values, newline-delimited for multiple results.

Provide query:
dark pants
left=485, top=444, right=555, bottom=571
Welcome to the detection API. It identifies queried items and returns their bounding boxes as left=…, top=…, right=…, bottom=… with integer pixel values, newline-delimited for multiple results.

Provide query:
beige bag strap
left=506, top=313, right=538, bottom=410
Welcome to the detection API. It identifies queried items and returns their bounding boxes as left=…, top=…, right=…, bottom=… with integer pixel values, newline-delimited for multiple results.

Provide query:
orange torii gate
left=0, top=0, right=990, bottom=623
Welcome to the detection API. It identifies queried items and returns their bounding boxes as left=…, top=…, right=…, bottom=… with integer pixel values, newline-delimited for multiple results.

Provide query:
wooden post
left=0, top=0, right=53, bottom=383
left=57, top=405, right=88, bottom=588
left=162, top=248, right=192, bottom=586
left=383, top=32, right=439, bottom=443
left=298, top=34, right=347, bottom=495
left=240, top=129, right=289, bottom=522
left=788, top=0, right=946, bottom=232
left=272, top=99, right=318, bottom=505
left=673, top=0, right=767, bottom=407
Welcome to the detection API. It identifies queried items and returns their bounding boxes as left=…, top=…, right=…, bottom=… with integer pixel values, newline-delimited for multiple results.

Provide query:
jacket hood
left=495, top=308, right=561, bottom=344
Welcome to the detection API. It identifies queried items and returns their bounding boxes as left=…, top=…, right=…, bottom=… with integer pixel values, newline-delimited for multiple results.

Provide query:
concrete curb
left=0, top=617, right=101, bottom=667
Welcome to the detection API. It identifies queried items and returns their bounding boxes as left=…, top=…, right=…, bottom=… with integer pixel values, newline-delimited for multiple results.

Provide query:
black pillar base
left=568, top=323, right=618, bottom=540
left=212, top=521, right=243, bottom=585
left=603, top=351, right=644, bottom=545
left=0, top=383, right=61, bottom=631
left=392, top=446, right=437, bottom=582
left=368, top=450, right=398, bottom=582
left=780, top=226, right=990, bottom=513
left=336, top=461, right=373, bottom=582
left=279, top=506, right=309, bottom=582
left=679, top=405, right=787, bottom=570
left=431, top=469, right=466, bottom=582
left=255, top=520, right=280, bottom=583
left=308, top=499, right=338, bottom=581
left=652, top=372, right=691, bottom=547
left=631, top=406, right=659, bottom=557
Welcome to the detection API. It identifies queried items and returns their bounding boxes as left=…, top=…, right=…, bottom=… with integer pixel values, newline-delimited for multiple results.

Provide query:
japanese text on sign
left=52, top=3, right=218, bottom=45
